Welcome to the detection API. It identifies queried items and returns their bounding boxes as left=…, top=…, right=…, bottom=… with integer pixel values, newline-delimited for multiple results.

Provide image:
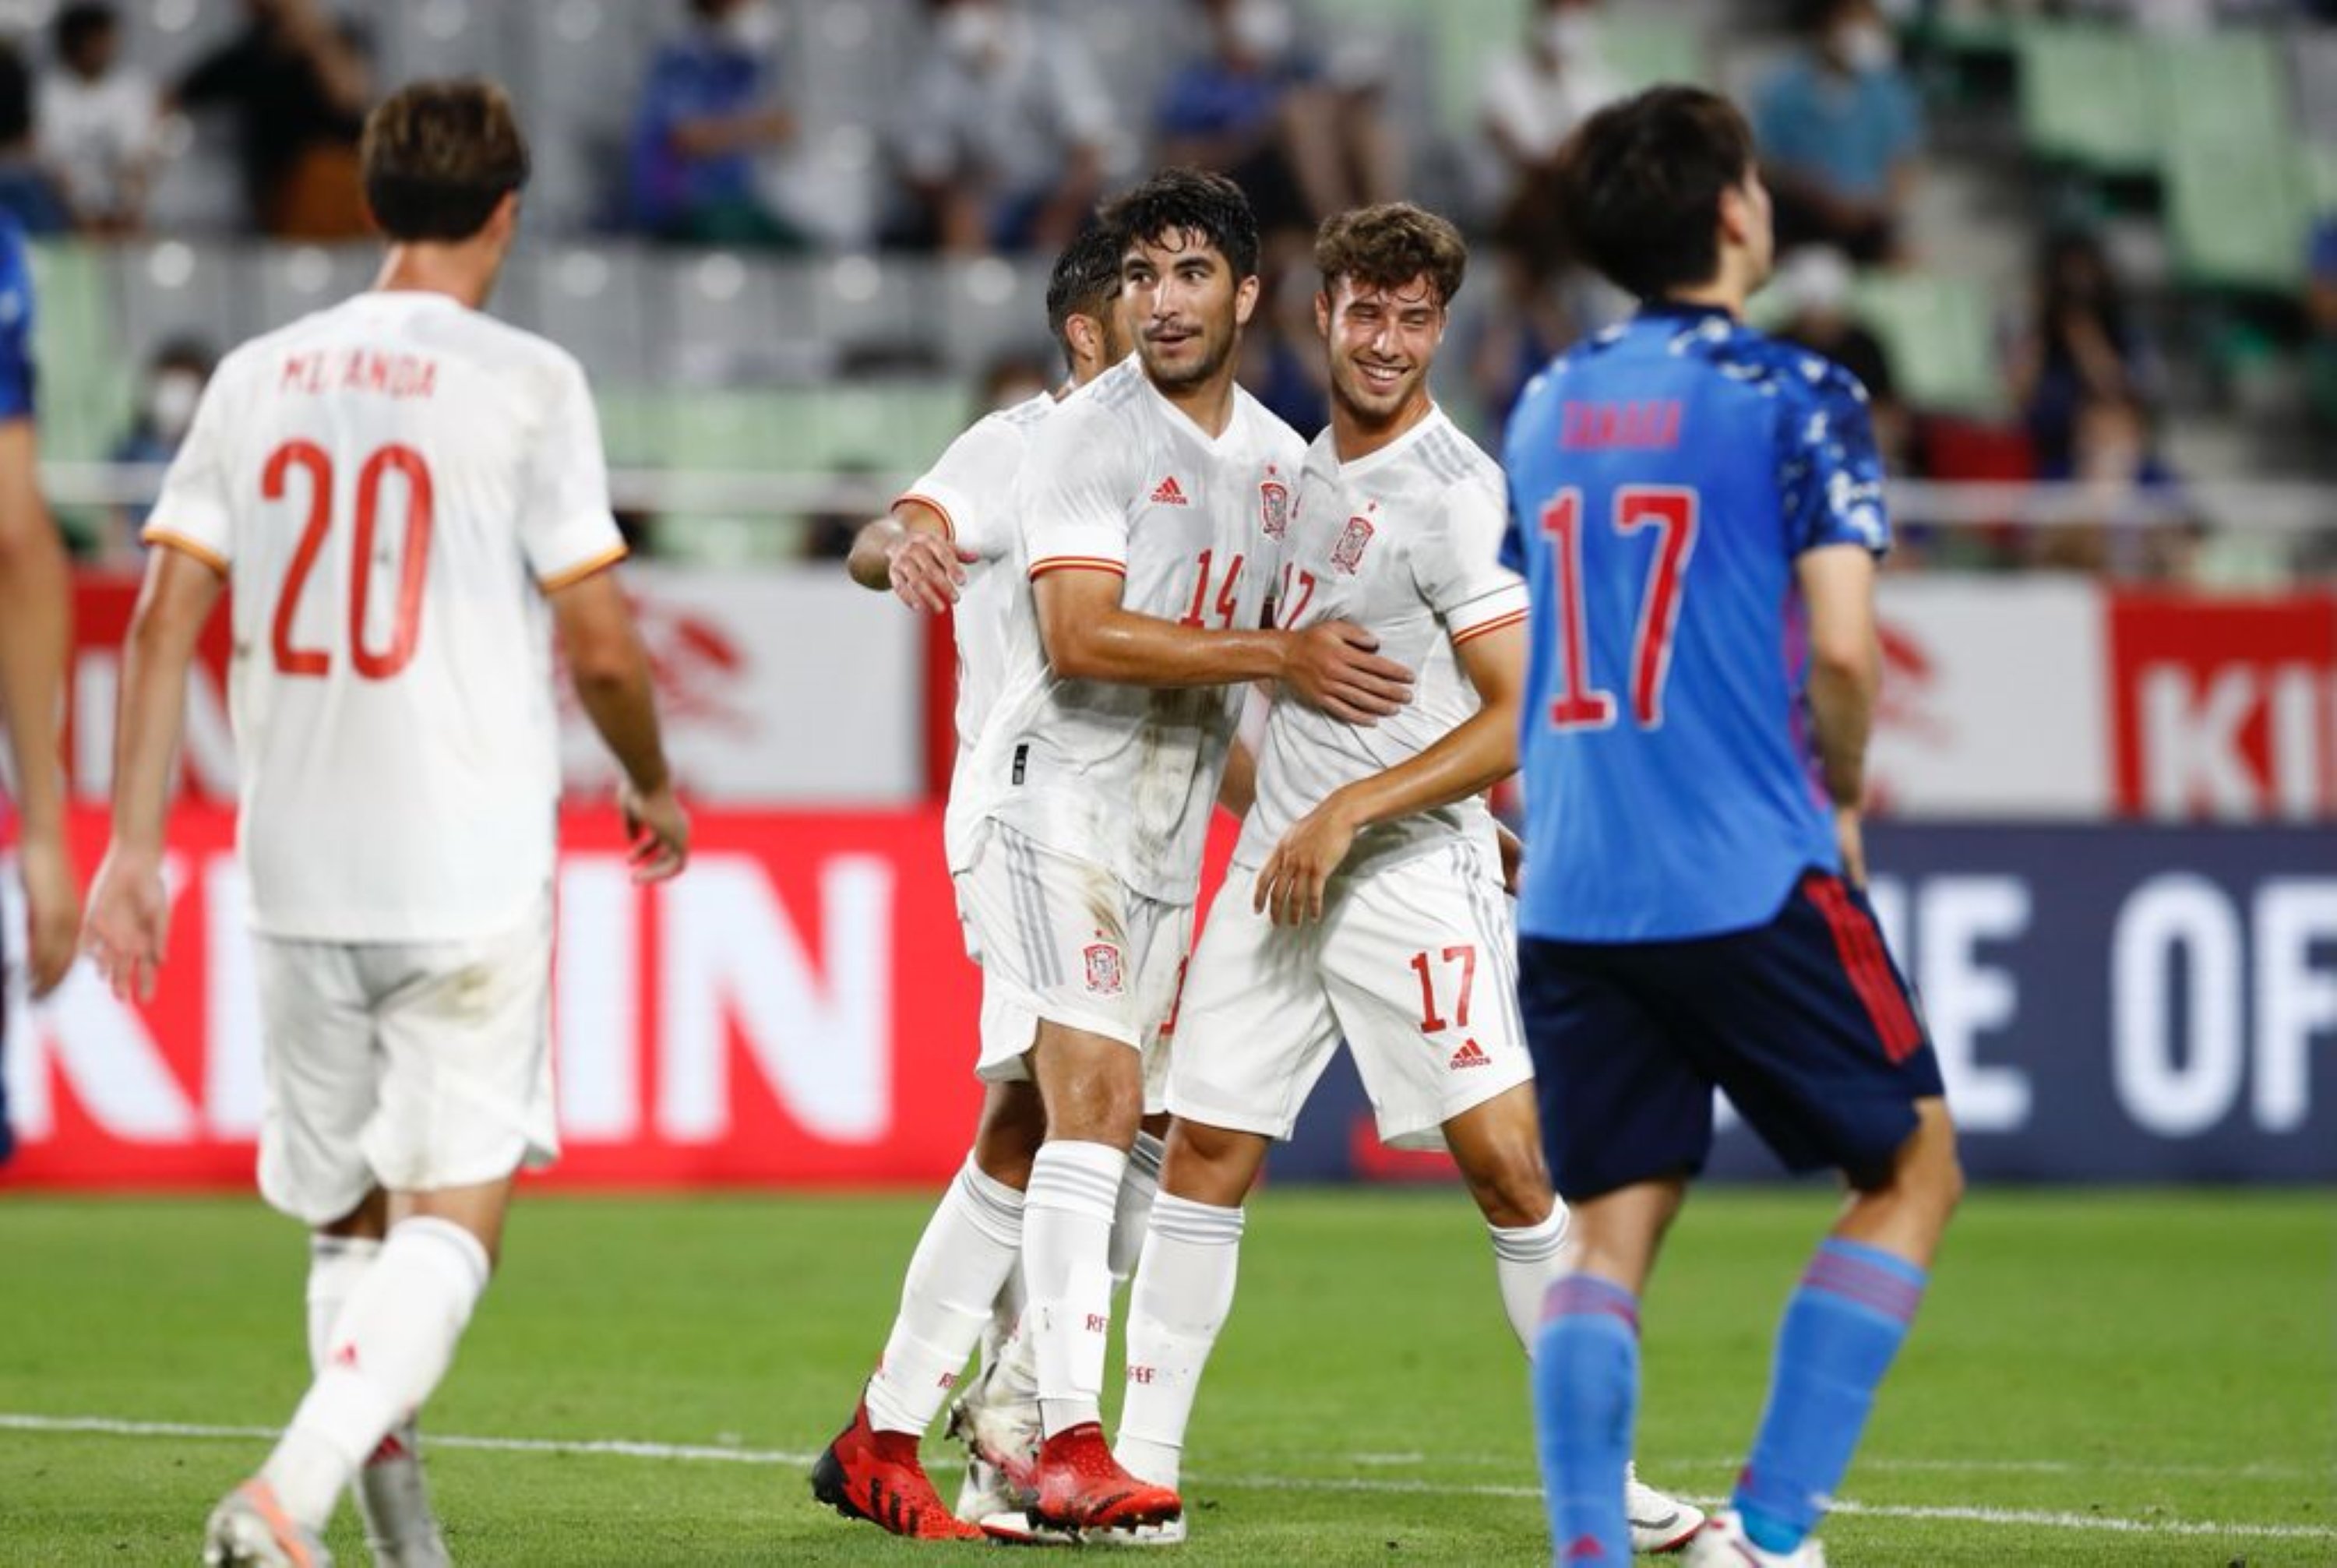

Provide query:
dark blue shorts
left=1519, top=870, right=1947, bottom=1200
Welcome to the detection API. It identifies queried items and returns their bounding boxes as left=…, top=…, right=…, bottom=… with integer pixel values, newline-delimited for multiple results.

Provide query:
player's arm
left=1798, top=543, right=1880, bottom=886
left=551, top=568, right=689, bottom=883
left=83, top=544, right=221, bottom=1002
left=1254, top=620, right=1526, bottom=925
left=845, top=497, right=976, bottom=612
left=0, top=418, right=78, bottom=995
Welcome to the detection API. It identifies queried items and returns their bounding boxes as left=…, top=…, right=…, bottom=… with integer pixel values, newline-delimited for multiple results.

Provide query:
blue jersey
left=0, top=219, right=34, bottom=422
left=1500, top=303, right=1888, bottom=943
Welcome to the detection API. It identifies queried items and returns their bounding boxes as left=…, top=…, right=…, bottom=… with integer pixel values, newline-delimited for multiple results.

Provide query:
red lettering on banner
left=2109, top=592, right=2336, bottom=820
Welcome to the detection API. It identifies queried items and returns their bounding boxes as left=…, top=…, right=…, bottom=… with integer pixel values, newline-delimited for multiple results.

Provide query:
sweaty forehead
left=1126, top=228, right=1227, bottom=272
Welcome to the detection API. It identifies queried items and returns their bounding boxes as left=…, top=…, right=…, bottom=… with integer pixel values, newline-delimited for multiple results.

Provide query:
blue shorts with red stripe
left=1518, top=869, right=1946, bottom=1201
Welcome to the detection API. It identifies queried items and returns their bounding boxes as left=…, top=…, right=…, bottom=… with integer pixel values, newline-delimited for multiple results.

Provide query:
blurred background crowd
left=0, top=0, right=2331, bottom=580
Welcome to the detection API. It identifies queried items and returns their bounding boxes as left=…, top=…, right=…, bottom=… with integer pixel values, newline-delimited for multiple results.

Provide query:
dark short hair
left=55, top=2, right=117, bottom=58
left=1315, top=202, right=1468, bottom=308
left=1045, top=221, right=1124, bottom=360
left=1554, top=85, right=1756, bottom=301
left=1099, top=167, right=1260, bottom=281
left=0, top=42, right=28, bottom=145
left=360, top=79, right=530, bottom=244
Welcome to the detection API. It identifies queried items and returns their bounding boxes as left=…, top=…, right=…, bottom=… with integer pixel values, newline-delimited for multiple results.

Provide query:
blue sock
left=1532, top=1274, right=1638, bottom=1567
left=1735, top=1239, right=1928, bottom=1554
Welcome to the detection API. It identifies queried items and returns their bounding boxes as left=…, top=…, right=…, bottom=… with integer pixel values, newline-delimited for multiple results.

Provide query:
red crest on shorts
left=1083, top=942, right=1125, bottom=995
left=1331, top=515, right=1374, bottom=574
left=1259, top=479, right=1290, bottom=540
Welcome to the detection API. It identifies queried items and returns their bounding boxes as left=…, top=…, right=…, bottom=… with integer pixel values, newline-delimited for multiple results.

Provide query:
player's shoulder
left=438, top=306, right=591, bottom=388
left=1707, top=319, right=1874, bottom=418
left=1231, top=383, right=1307, bottom=467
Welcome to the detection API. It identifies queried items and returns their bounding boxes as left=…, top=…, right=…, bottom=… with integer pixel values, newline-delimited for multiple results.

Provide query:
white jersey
left=145, top=291, right=626, bottom=943
left=1238, top=409, right=1528, bottom=878
left=897, top=391, right=1058, bottom=874
left=961, top=357, right=1306, bottom=905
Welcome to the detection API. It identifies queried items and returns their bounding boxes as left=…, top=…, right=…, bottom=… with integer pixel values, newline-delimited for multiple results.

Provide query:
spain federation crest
left=1260, top=479, right=1290, bottom=540
left=1083, top=942, right=1125, bottom=996
left=1331, top=515, right=1374, bottom=574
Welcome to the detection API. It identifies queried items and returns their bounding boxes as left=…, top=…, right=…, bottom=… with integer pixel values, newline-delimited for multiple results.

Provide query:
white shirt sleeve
left=1414, top=474, right=1529, bottom=645
left=1018, top=400, right=1133, bottom=580
left=898, top=414, right=1024, bottom=563
left=519, top=354, right=627, bottom=589
left=142, top=361, right=238, bottom=571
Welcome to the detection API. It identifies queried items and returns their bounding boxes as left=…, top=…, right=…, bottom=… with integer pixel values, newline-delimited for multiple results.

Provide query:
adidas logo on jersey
left=1450, top=1039, right=1492, bottom=1070
left=1151, top=476, right=1190, bottom=506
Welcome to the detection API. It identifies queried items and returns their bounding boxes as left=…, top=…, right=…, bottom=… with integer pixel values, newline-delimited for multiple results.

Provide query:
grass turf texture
left=0, top=1189, right=2329, bottom=1566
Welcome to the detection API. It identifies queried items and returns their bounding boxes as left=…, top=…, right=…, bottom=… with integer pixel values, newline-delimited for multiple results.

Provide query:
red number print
left=1539, top=484, right=1701, bottom=732
left=265, top=439, right=436, bottom=679
left=1538, top=490, right=1619, bottom=731
left=266, top=440, right=334, bottom=677
left=1180, top=548, right=1246, bottom=629
left=1408, top=944, right=1478, bottom=1034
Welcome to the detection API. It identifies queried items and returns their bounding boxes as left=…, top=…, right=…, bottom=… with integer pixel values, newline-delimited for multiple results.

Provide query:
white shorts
left=953, top=823, right=1190, bottom=1110
left=252, top=901, right=557, bottom=1226
left=1168, top=840, right=1533, bottom=1151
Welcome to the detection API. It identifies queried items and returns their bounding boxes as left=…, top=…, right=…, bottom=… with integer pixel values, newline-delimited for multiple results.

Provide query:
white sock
left=305, top=1235, right=380, bottom=1373
left=865, top=1159, right=1026, bottom=1435
left=980, top=1263, right=1028, bottom=1381
left=1109, top=1132, right=1166, bottom=1285
left=306, top=1234, right=435, bottom=1550
left=1024, top=1139, right=1126, bottom=1437
left=1489, top=1205, right=1571, bottom=1351
left=262, top=1217, right=489, bottom=1531
left=1115, top=1193, right=1245, bottom=1490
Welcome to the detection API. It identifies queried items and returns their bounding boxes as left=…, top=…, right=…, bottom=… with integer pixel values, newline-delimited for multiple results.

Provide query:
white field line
left=2, top=1412, right=2331, bottom=1544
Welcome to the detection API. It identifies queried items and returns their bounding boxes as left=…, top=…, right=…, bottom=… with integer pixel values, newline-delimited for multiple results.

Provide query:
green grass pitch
left=0, top=1187, right=2329, bottom=1565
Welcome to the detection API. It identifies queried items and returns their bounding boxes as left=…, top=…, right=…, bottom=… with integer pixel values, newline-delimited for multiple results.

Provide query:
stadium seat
left=373, top=0, right=511, bottom=94
left=931, top=257, right=1056, bottom=377
left=511, top=244, right=655, bottom=388
left=2152, top=31, right=2307, bottom=291
left=108, top=240, right=257, bottom=379
left=27, top=242, right=126, bottom=467
left=1851, top=271, right=2004, bottom=416
left=2015, top=24, right=2158, bottom=174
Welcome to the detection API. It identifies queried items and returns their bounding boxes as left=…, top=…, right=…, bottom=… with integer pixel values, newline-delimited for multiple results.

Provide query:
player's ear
left=1717, top=182, right=1751, bottom=253
left=1313, top=287, right=1331, bottom=340
left=487, top=189, right=521, bottom=246
left=1233, top=271, right=1262, bottom=329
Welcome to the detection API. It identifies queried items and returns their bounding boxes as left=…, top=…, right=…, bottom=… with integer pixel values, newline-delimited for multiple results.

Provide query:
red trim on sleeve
left=1028, top=556, right=1127, bottom=582
left=895, top=493, right=955, bottom=542
left=1451, top=608, right=1529, bottom=647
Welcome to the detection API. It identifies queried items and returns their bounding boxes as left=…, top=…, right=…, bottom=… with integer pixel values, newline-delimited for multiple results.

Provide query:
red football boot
left=810, top=1398, right=982, bottom=1541
left=1028, top=1422, right=1183, bottom=1531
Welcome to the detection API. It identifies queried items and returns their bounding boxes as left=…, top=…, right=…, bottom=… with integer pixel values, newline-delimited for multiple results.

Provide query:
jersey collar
left=1334, top=401, right=1448, bottom=481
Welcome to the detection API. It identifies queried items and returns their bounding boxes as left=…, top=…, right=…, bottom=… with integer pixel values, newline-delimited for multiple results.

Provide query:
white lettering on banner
left=2, top=855, right=201, bottom=1140
left=657, top=854, right=892, bottom=1143
left=2113, top=876, right=2245, bottom=1136
left=2141, top=668, right=2260, bottom=819
left=203, top=861, right=262, bottom=1136
left=2253, top=881, right=2337, bottom=1133
left=556, top=856, right=641, bottom=1140
left=2269, top=671, right=2321, bottom=818
left=1866, top=878, right=2032, bottom=1133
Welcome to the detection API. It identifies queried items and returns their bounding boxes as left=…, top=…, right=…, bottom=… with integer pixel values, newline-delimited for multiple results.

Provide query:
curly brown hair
left=1313, top=203, right=1469, bottom=308
left=361, top=79, right=531, bottom=244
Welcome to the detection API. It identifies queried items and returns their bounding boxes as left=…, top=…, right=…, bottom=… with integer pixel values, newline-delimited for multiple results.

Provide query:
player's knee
left=1465, top=1147, right=1556, bottom=1231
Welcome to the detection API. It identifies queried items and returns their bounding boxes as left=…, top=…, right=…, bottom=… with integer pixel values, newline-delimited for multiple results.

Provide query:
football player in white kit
left=817, top=167, right=1419, bottom=1542
left=81, top=82, right=689, bottom=1568
left=814, top=226, right=1151, bottom=1542
left=1112, top=204, right=1702, bottom=1553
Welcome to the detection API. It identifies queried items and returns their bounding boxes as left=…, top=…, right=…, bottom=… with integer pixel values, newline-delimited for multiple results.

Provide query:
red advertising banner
left=2, top=808, right=986, bottom=1190
left=2108, top=590, right=2337, bottom=820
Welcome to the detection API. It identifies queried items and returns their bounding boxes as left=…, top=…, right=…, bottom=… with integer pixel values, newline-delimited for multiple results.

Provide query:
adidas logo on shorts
left=1450, top=1039, right=1492, bottom=1070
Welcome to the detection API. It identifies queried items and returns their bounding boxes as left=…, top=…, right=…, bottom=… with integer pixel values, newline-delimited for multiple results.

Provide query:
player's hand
left=1835, top=804, right=1867, bottom=890
left=1495, top=823, right=1524, bottom=898
left=82, top=847, right=168, bottom=1004
left=1253, top=796, right=1360, bottom=926
left=886, top=533, right=977, bottom=615
left=1281, top=622, right=1413, bottom=726
left=621, top=780, right=691, bottom=883
left=16, top=830, right=81, bottom=998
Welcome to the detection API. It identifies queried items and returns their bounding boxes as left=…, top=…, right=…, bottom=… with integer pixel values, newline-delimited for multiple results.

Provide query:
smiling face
left=1124, top=227, right=1258, bottom=394
left=1317, top=271, right=1445, bottom=432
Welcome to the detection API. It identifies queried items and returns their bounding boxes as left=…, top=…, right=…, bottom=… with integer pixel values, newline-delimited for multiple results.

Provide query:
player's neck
left=1150, top=361, right=1242, bottom=439
left=1658, top=277, right=1747, bottom=319
left=372, top=245, right=497, bottom=312
left=1330, top=387, right=1433, bottom=465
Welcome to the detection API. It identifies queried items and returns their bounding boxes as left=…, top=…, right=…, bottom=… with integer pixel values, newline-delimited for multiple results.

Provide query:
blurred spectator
left=0, top=44, right=68, bottom=235
left=2007, top=227, right=2159, bottom=475
left=894, top=0, right=1116, bottom=255
left=1752, top=0, right=1922, bottom=264
left=1157, top=0, right=1398, bottom=240
left=109, top=336, right=213, bottom=557
left=1769, top=245, right=1908, bottom=467
left=1475, top=0, right=1625, bottom=220
left=2028, top=395, right=2189, bottom=578
left=980, top=351, right=1055, bottom=411
left=2306, top=215, right=2337, bottom=434
left=628, top=0, right=800, bottom=247
left=37, top=3, right=157, bottom=234
left=1242, top=261, right=1328, bottom=436
left=171, top=0, right=370, bottom=238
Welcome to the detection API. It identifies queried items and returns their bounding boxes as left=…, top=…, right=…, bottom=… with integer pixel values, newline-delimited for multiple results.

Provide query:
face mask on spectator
left=1836, top=21, right=1895, bottom=73
left=1230, top=0, right=1296, bottom=62
left=1542, top=11, right=1597, bottom=58
left=724, top=0, right=784, bottom=52
left=149, top=371, right=204, bottom=443
left=939, top=1, right=1006, bottom=62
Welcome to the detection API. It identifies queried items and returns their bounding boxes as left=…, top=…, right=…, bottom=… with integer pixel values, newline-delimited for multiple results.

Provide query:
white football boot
left=355, top=1425, right=451, bottom=1568
left=946, top=1350, right=1042, bottom=1514
left=1680, top=1509, right=1828, bottom=1566
left=203, top=1480, right=333, bottom=1568
left=1627, top=1463, right=1707, bottom=1553
left=1087, top=1516, right=1189, bottom=1546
